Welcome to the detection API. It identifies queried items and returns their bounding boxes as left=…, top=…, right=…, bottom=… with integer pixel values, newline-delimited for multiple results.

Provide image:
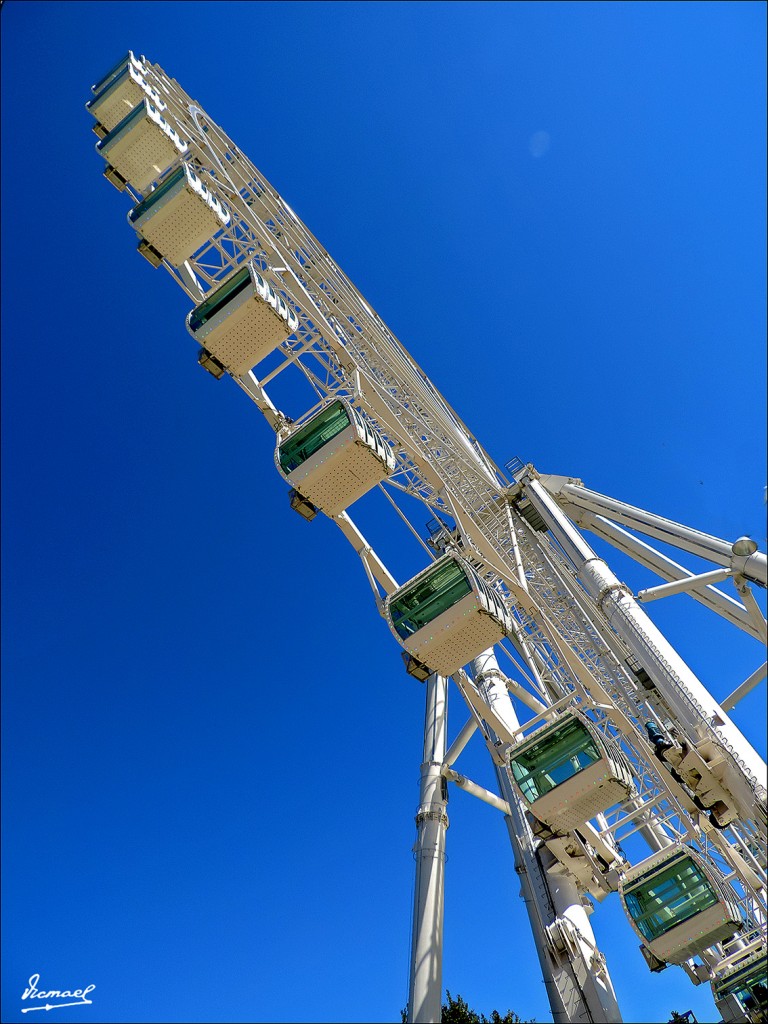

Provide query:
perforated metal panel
left=90, top=80, right=144, bottom=132
left=138, top=186, right=225, bottom=266
left=403, top=593, right=508, bottom=677
left=529, top=760, right=634, bottom=832
left=203, top=297, right=290, bottom=376
left=286, top=431, right=391, bottom=517
left=650, top=904, right=741, bottom=964
left=105, top=118, right=182, bottom=193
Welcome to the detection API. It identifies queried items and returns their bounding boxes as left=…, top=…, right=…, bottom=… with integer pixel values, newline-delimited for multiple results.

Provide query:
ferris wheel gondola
left=128, top=163, right=230, bottom=268
left=96, top=96, right=188, bottom=194
left=86, top=51, right=163, bottom=135
left=619, top=846, right=743, bottom=966
left=507, top=710, right=635, bottom=832
left=186, top=262, right=298, bottom=377
left=275, top=400, right=395, bottom=518
left=384, top=554, right=513, bottom=677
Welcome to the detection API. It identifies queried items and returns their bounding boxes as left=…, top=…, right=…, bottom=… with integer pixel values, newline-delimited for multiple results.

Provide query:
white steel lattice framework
left=88, top=51, right=768, bottom=1024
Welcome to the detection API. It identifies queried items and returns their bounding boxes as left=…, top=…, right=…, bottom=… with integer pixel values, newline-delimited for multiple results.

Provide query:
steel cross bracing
left=98, top=53, right=767, bottom=1014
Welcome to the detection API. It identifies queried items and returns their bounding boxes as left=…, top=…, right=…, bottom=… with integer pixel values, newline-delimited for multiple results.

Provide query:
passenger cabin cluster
left=506, top=710, right=743, bottom=967
left=88, top=58, right=398, bottom=531
left=89, top=53, right=747, bottom=981
left=87, top=52, right=300, bottom=382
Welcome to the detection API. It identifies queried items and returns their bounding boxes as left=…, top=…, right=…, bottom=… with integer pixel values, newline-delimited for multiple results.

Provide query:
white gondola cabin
left=128, top=164, right=230, bottom=267
left=86, top=52, right=164, bottom=133
left=713, top=949, right=768, bottom=1023
left=275, top=400, right=395, bottom=517
left=619, top=846, right=741, bottom=965
left=507, top=711, right=634, bottom=832
left=90, top=50, right=144, bottom=96
left=186, top=263, right=298, bottom=377
left=96, top=97, right=189, bottom=194
left=384, top=554, right=512, bottom=678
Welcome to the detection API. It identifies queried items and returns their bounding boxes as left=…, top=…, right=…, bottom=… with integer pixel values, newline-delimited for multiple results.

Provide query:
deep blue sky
left=2, top=3, right=766, bottom=1023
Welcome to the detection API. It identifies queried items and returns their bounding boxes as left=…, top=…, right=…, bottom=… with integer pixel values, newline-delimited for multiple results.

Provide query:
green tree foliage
left=400, top=991, right=534, bottom=1023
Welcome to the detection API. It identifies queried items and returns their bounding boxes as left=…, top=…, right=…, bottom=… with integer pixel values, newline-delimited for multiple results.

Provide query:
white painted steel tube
left=443, top=717, right=478, bottom=767
left=572, top=510, right=761, bottom=639
left=557, top=482, right=767, bottom=586
left=442, top=768, right=511, bottom=814
left=505, top=675, right=548, bottom=715
left=721, top=662, right=768, bottom=713
left=472, top=650, right=525, bottom=737
left=733, top=578, right=768, bottom=639
left=542, top=846, right=626, bottom=1020
left=637, top=567, right=733, bottom=603
left=407, top=673, right=448, bottom=1024
left=471, top=655, right=569, bottom=1023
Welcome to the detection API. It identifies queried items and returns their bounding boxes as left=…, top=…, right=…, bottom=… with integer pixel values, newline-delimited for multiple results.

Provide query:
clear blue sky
left=2, top=2, right=765, bottom=1023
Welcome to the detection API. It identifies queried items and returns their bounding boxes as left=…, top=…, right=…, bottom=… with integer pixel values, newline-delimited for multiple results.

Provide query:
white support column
left=407, top=673, right=448, bottom=1024
left=732, top=575, right=768, bottom=640
left=471, top=650, right=623, bottom=1024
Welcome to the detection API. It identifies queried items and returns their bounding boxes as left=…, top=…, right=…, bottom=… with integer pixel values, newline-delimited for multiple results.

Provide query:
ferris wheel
left=86, top=51, right=767, bottom=1024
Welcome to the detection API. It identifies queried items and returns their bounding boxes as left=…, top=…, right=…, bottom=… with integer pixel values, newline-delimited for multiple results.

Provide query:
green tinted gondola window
left=624, top=855, right=720, bottom=942
left=188, top=265, right=252, bottom=332
left=129, top=166, right=186, bottom=223
left=278, top=401, right=351, bottom=474
left=89, top=65, right=130, bottom=107
left=730, top=966, right=768, bottom=1016
left=716, top=960, right=768, bottom=1017
left=92, top=52, right=132, bottom=95
left=389, top=559, right=472, bottom=640
left=509, top=717, right=601, bottom=804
